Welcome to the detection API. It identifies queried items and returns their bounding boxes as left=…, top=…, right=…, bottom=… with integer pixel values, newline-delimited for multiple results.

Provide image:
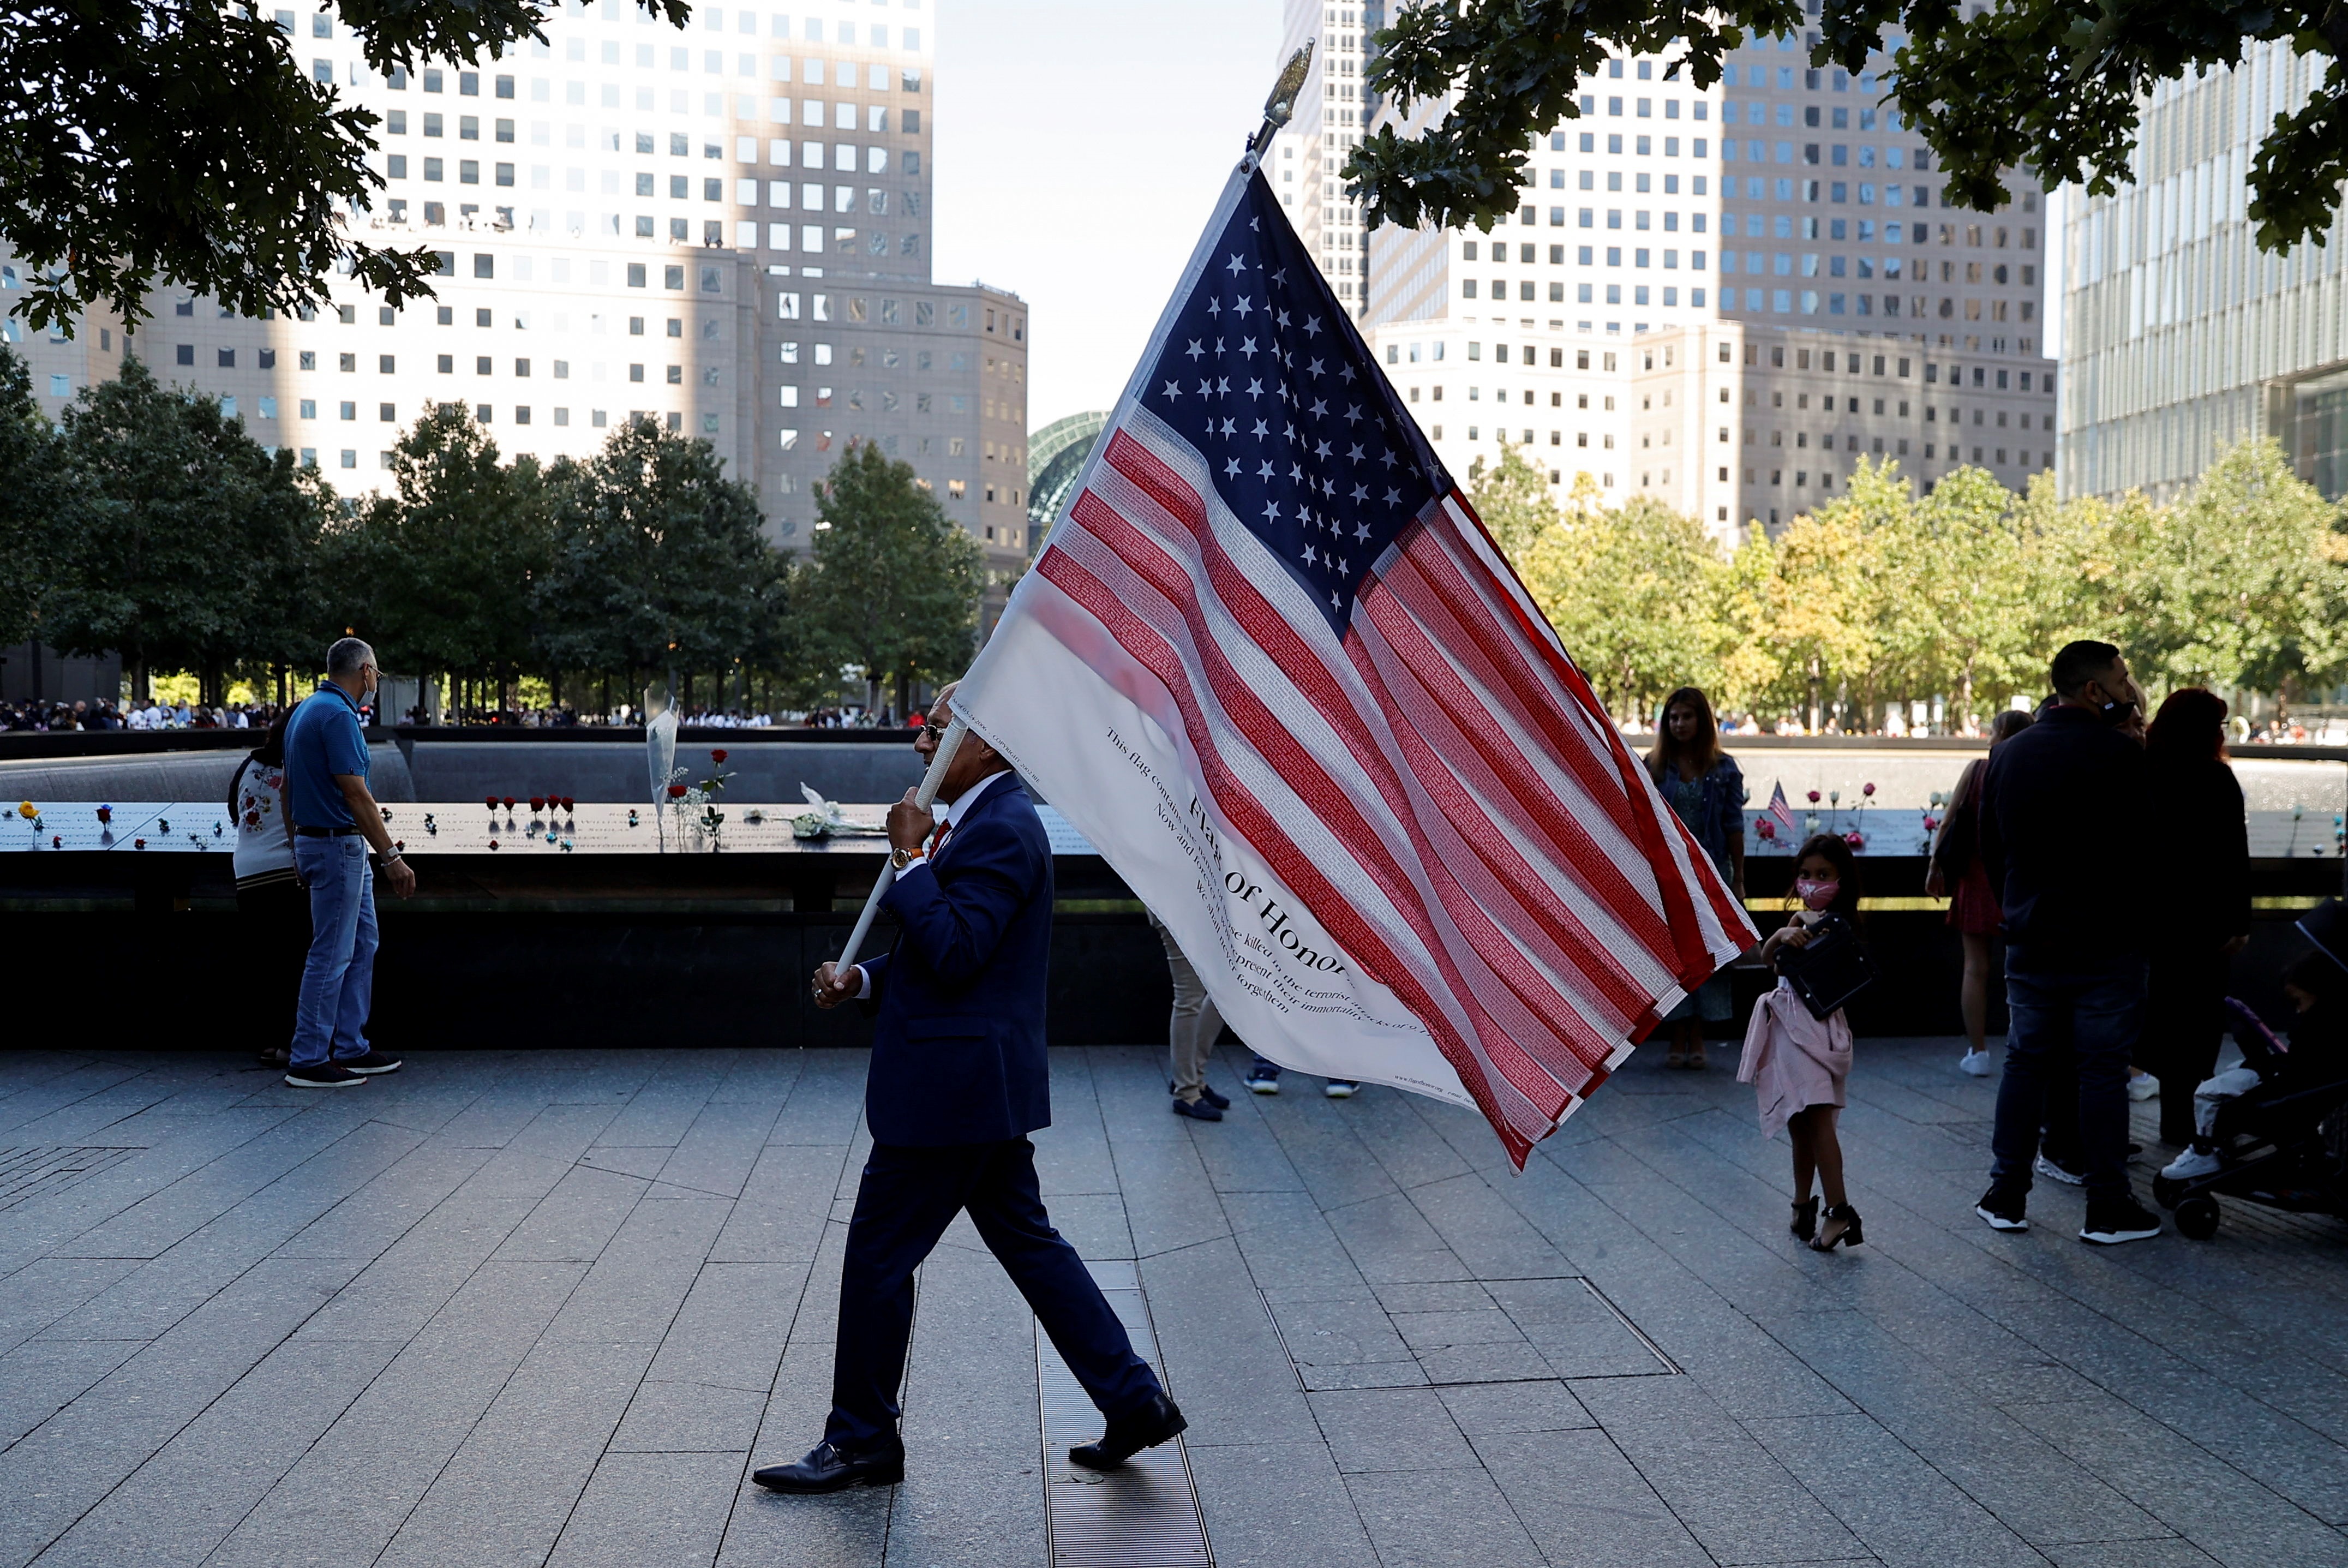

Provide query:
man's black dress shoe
left=1069, top=1393, right=1187, bottom=1471
left=751, top=1441, right=905, bottom=1493
left=1171, top=1081, right=1232, bottom=1110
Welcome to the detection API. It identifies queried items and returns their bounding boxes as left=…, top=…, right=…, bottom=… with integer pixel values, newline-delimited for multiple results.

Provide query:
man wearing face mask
left=1975, top=641, right=2163, bottom=1244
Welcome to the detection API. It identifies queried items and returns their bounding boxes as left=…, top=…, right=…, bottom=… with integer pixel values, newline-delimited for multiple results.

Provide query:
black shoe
left=256, top=1045, right=290, bottom=1069
left=1789, top=1196, right=1819, bottom=1242
left=751, top=1441, right=905, bottom=1493
left=1811, top=1203, right=1864, bottom=1250
left=1171, top=1081, right=1231, bottom=1111
left=1069, top=1392, right=1187, bottom=1471
left=2080, top=1196, right=2163, bottom=1246
left=1171, top=1096, right=1223, bottom=1122
left=284, top=1062, right=367, bottom=1089
left=1975, top=1187, right=2028, bottom=1232
left=339, top=1050, right=403, bottom=1076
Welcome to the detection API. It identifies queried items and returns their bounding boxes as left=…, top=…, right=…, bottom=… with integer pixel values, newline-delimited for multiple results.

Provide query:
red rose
left=530, top=796, right=546, bottom=811
left=667, top=783, right=688, bottom=799
left=486, top=797, right=499, bottom=810
left=560, top=797, right=575, bottom=812
left=1806, top=789, right=1821, bottom=803
left=711, top=749, right=728, bottom=763
left=1862, top=782, right=1877, bottom=797
left=134, top=838, right=146, bottom=849
left=1844, top=830, right=1865, bottom=847
left=488, top=839, right=500, bottom=850
left=501, top=795, right=516, bottom=810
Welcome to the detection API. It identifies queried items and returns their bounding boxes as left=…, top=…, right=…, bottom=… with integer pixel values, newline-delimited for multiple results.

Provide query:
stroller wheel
left=2152, top=1174, right=2185, bottom=1210
left=2175, top=1195, right=2221, bottom=1241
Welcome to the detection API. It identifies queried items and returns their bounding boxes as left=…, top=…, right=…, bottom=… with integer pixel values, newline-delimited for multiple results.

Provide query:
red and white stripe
left=1021, top=408, right=1752, bottom=1164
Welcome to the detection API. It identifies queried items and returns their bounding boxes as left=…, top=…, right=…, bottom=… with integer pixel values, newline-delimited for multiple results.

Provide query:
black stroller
left=2149, top=902, right=2348, bottom=1241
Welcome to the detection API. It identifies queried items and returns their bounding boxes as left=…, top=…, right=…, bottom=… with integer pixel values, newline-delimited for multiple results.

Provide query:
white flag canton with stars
left=1143, top=170, right=1449, bottom=634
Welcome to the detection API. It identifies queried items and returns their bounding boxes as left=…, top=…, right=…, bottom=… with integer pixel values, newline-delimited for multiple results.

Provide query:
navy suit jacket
left=858, top=775, right=1054, bottom=1146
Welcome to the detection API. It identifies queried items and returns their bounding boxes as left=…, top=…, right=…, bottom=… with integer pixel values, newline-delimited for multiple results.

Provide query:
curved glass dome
left=1025, top=410, right=1109, bottom=553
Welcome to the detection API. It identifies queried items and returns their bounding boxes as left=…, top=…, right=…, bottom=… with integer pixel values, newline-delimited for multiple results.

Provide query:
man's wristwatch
left=890, top=846, right=921, bottom=871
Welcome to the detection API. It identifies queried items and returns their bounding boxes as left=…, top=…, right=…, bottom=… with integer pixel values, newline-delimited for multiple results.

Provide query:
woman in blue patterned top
left=1646, top=687, right=1748, bottom=1069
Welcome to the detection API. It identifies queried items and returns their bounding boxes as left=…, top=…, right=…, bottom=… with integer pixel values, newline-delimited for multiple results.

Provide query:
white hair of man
left=326, top=637, right=374, bottom=678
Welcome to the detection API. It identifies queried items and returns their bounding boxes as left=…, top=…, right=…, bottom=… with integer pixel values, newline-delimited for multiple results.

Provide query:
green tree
left=341, top=402, right=549, bottom=711
left=1465, top=438, right=1560, bottom=566
left=1517, top=476, right=1721, bottom=721
left=2125, top=438, right=2348, bottom=696
left=0, top=345, right=61, bottom=649
left=535, top=417, right=780, bottom=708
left=45, top=357, right=319, bottom=701
left=0, top=0, right=687, bottom=336
left=795, top=440, right=984, bottom=716
left=1346, top=1, right=2348, bottom=254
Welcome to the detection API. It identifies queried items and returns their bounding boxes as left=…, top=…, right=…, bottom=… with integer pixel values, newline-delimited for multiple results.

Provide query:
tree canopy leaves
left=1473, top=440, right=2348, bottom=728
left=1348, top=1, right=2348, bottom=252
left=793, top=440, right=984, bottom=710
left=43, top=357, right=331, bottom=696
left=0, top=0, right=688, bottom=336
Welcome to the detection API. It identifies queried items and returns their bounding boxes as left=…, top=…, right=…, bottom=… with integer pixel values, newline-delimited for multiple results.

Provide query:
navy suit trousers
left=825, top=1138, right=1161, bottom=1452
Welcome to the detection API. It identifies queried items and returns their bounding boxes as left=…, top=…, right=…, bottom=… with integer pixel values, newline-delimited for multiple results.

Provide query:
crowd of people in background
left=1634, top=707, right=2340, bottom=745
left=1661, top=639, right=2261, bottom=1252
left=1, top=697, right=285, bottom=731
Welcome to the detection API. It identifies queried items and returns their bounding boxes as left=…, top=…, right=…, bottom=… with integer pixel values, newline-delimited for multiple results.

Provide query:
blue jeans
left=291, top=836, right=378, bottom=1068
left=1990, top=951, right=2146, bottom=1202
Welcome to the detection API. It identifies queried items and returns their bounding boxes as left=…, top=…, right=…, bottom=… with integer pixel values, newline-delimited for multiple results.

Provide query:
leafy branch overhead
left=0, top=0, right=688, bottom=337
left=1347, top=0, right=2348, bottom=253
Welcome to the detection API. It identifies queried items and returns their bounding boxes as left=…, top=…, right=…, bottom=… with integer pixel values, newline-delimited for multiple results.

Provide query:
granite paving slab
left=0, top=1036, right=2338, bottom=1567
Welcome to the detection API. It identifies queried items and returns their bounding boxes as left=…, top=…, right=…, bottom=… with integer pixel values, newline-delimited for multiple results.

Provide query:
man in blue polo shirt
left=282, top=636, right=415, bottom=1088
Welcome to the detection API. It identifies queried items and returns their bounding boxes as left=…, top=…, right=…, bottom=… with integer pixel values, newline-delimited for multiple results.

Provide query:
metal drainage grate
left=0, top=1146, right=137, bottom=1210
left=1037, top=1259, right=1212, bottom=1568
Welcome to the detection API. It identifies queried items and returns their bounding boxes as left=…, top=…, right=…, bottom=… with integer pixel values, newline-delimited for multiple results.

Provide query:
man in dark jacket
left=753, top=686, right=1185, bottom=1494
left=1976, top=640, right=2164, bottom=1245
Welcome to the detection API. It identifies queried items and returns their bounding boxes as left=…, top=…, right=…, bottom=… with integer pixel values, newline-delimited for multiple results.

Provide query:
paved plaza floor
left=1, top=1037, right=2344, bottom=1568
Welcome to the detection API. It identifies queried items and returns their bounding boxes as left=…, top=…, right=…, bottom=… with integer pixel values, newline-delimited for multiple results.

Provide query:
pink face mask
left=1795, top=877, right=1840, bottom=911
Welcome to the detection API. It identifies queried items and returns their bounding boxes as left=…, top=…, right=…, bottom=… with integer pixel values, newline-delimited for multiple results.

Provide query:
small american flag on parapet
left=954, top=161, right=1754, bottom=1167
left=1769, top=781, right=1798, bottom=835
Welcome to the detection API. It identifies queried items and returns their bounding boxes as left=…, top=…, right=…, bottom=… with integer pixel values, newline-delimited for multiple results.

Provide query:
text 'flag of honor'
left=955, top=163, right=1756, bottom=1166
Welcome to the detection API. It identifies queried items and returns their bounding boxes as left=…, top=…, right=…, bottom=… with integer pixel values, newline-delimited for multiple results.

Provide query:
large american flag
left=960, top=164, right=1754, bottom=1165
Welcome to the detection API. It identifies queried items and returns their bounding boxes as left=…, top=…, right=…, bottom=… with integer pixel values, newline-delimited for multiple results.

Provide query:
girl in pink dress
left=1743, top=835, right=1863, bottom=1251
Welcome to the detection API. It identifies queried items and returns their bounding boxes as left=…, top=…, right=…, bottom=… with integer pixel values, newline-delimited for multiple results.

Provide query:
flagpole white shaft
left=834, top=717, right=968, bottom=973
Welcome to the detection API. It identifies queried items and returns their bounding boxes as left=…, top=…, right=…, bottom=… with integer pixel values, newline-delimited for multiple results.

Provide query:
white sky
left=933, top=0, right=1283, bottom=430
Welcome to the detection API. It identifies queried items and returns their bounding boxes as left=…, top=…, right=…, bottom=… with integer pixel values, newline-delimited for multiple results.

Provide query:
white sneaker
left=2161, top=1147, right=2222, bottom=1181
left=1958, top=1049, right=1996, bottom=1078
left=2126, top=1071, right=2158, bottom=1103
left=1323, top=1080, right=1358, bottom=1099
left=2034, top=1153, right=2087, bottom=1186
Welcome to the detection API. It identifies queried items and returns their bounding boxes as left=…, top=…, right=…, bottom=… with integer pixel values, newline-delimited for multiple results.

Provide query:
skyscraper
left=6, top=1, right=1030, bottom=580
left=1270, top=4, right=1376, bottom=315
left=1273, top=12, right=2057, bottom=540
left=2062, top=41, right=2348, bottom=501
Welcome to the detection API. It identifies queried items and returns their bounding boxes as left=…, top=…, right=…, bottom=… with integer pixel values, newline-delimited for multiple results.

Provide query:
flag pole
left=834, top=714, right=968, bottom=973
left=1244, top=41, right=1315, bottom=173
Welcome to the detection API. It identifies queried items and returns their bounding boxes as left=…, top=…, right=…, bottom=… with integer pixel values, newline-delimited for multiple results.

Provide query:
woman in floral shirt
left=230, top=710, right=305, bottom=1068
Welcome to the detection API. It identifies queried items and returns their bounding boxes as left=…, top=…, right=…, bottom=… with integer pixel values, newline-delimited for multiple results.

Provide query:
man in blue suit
left=753, top=686, right=1187, bottom=1494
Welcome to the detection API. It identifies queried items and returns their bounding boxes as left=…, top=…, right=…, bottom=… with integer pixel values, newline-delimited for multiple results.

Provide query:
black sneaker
left=1975, top=1188, right=2028, bottom=1232
left=338, top=1050, right=403, bottom=1076
left=1170, top=1081, right=1231, bottom=1111
left=284, top=1062, right=367, bottom=1089
left=2081, top=1197, right=2163, bottom=1246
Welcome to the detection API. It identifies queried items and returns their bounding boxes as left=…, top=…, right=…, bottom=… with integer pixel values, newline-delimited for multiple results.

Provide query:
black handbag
left=1776, top=914, right=1876, bottom=1021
